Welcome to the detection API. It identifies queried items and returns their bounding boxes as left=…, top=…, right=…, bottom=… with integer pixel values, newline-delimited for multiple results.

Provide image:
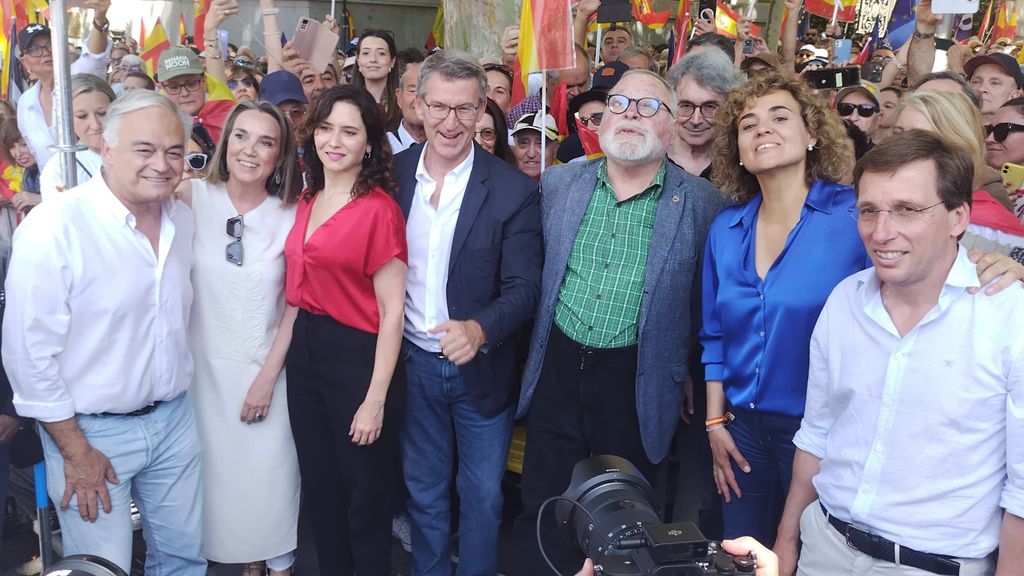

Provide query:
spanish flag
left=426, top=1, right=443, bottom=51
left=804, top=0, right=857, bottom=23
left=632, top=0, right=672, bottom=29
left=140, top=17, right=170, bottom=77
left=194, top=0, right=210, bottom=49
left=511, top=0, right=575, bottom=107
left=179, top=13, right=187, bottom=46
left=992, top=0, right=1017, bottom=41
left=715, top=1, right=762, bottom=38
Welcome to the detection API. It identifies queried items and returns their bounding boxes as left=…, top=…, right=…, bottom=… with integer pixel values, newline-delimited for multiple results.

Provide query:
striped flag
left=426, top=1, right=443, bottom=50
left=978, top=0, right=995, bottom=41
left=511, top=0, right=574, bottom=106
left=632, top=0, right=672, bottom=29
left=715, top=1, right=761, bottom=38
left=575, top=117, right=604, bottom=159
left=804, top=0, right=857, bottom=22
left=992, top=0, right=1017, bottom=40
left=668, top=0, right=691, bottom=65
left=140, top=17, right=170, bottom=77
left=1, top=12, right=19, bottom=100
left=179, top=13, right=187, bottom=45
left=194, top=0, right=210, bottom=49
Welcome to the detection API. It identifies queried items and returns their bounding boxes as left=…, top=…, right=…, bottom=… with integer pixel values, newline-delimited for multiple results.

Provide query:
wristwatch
left=913, top=30, right=935, bottom=40
left=93, top=18, right=110, bottom=34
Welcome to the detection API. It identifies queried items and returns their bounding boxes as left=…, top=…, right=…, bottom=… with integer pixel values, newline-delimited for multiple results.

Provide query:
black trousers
left=510, top=325, right=658, bottom=576
left=286, top=310, right=406, bottom=576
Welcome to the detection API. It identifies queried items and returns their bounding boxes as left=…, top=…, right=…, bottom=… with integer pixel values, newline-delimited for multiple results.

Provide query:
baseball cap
left=798, top=44, right=817, bottom=55
left=18, top=24, right=49, bottom=53
left=511, top=112, right=558, bottom=141
left=836, top=82, right=881, bottom=107
left=592, top=61, right=629, bottom=89
left=813, top=47, right=830, bottom=59
left=157, top=46, right=204, bottom=82
left=260, top=71, right=308, bottom=107
left=964, top=52, right=1024, bottom=89
left=741, top=52, right=782, bottom=73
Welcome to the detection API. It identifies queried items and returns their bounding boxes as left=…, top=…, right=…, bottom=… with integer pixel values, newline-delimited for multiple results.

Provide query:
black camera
left=555, top=455, right=756, bottom=575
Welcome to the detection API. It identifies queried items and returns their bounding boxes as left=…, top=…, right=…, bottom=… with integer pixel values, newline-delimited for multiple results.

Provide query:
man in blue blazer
left=511, top=70, right=726, bottom=575
left=393, top=50, right=542, bottom=576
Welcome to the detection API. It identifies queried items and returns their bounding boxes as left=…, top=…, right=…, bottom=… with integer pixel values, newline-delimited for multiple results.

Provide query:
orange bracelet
left=704, top=412, right=735, bottom=428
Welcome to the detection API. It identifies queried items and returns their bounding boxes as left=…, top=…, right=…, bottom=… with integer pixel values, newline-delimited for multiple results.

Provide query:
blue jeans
left=721, top=408, right=802, bottom=546
left=39, top=395, right=205, bottom=575
left=401, top=342, right=513, bottom=576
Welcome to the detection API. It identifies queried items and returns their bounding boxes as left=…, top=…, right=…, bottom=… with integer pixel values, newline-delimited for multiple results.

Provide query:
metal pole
left=48, top=0, right=83, bottom=192
left=342, top=0, right=350, bottom=40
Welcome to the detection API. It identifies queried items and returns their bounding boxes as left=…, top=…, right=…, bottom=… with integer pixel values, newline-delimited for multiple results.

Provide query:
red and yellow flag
left=140, top=17, right=170, bottom=77
left=804, top=0, right=856, bottom=23
left=138, top=18, right=146, bottom=49
left=715, top=1, right=762, bottom=38
left=194, top=0, right=210, bottom=49
left=179, top=13, right=187, bottom=45
left=511, top=0, right=575, bottom=107
left=426, top=1, right=444, bottom=51
left=632, top=0, right=672, bottom=29
left=992, top=0, right=1017, bottom=41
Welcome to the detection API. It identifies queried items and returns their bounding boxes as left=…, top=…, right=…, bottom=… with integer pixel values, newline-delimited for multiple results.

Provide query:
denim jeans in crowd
left=401, top=341, right=513, bottom=576
left=39, top=394, right=205, bottom=575
left=721, top=407, right=803, bottom=546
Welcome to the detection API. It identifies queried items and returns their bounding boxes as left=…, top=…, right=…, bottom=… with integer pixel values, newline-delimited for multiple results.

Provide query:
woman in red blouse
left=283, top=84, right=408, bottom=575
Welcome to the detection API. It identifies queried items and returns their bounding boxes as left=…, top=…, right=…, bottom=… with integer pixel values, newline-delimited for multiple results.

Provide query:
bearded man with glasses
left=510, top=69, right=726, bottom=575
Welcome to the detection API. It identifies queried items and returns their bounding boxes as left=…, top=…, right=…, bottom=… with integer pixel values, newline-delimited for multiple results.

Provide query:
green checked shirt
left=554, top=159, right=666, bottom=348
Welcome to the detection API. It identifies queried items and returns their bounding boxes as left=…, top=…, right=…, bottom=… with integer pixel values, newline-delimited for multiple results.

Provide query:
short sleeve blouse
left=284, top=186, right=408, bottom=333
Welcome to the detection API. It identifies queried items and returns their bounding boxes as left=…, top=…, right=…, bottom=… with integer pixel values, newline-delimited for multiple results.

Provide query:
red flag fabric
left=551, top=82, right=569, bottom=139
left=632, top=0, right=672, bottom=29
left=179, top=13, right=187, bottom=45
left=670, top=0, right=691, bottom=65
left=991, top=0, right=1016, bottom=41
left=715, top=1, right=762, bottom=38
left=510, top=58, right=528, bottom=109
left=535, top=0, right=574, bottom=72
left=138, top=18, right=146, bottom=49
left=804, top=0, right=856, bottom=23
left=978, top=0, right=995, bottom=41
left=194, top=0, right=210, bottom=49
left=575, top=117, right=604, bottom=159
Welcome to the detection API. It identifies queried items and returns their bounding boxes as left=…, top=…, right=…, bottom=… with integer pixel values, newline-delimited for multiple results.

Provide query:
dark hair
left=207, top=100, right=302, bottom=204
left=124, top=71, right=155, bottom=90
left=688, top=33, right=735, bottom=62
left=911, top=70, right=982, bottom=109
left=351, top=30, right=402, bottom=132
left=1000, top=96, right=1024, bottom=116
left=853, top=129, right=973, bottom=212
left=483, top=97, right=514, bottom=165
left=0, top=118, right=27, bottom=165
left=844, top=120, right=870, bottom=160
left=301, top=85, right=397, bottom=200
left=880, top=85, right=903, bottom=98
left=397, top=47, right=426, bottom=75
left=227, top=66, right=261, bottom=98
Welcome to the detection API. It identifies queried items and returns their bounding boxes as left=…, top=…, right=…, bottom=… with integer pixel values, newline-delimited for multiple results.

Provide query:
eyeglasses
left=475, top=128, right=497, bottom=142
left=162, top=78, right=203, bottom=95
left=186, top=153, right=208, bottom=171
left=984, top=122, right=1024, bottom=142
left=848, top=201, right=945, bottom=223
left=234, top=58, right=254, bottom=68
left=677, top=102, right=720, bottom=119
left=576, top=112, right=604, bottom=127
left=225, top=215, right=244, bottom=266
left=25, top=42, right=52, bottom=58
left=423, top=99, right=479, bottom=121
left=606, top=94, right=669, bottom=118
left=228, top=78, right=256, bottom=90
left=837, top=102, right=879, bottom=118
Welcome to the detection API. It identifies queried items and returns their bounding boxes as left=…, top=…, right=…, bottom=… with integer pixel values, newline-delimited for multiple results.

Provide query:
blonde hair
left=711, top=72, right=851, bottom=203
left=894, top=90, right=987, bottom=178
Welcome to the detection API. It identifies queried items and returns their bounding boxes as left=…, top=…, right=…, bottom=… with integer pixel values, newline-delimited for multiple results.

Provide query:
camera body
left=557, top=455, right=756, bottom=576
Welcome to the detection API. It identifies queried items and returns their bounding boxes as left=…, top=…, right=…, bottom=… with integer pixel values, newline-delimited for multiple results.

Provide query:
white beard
left=600, top=120, right=665, bottom=164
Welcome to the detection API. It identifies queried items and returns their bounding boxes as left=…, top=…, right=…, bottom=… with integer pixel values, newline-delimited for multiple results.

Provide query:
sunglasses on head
left=837, top=102, right=879, bottom=118
left=186, top=153, right=208, bottom=171
left=984, top=122, right=1024, bottom=142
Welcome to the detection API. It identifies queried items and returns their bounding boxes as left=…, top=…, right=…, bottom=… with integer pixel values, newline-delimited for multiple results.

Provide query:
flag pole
left=49, top=0, right=85, bottom=194
left=595, top=25, right=603, bottom=65
left=331, top=0, right=336, bottom=21
left=830, top=0, right=840, bottom=26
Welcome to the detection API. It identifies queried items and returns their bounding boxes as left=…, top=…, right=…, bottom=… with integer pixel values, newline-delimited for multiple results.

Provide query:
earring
left=807, top=144, right=814, bottom=151
left=364, top=150, right=372, bottom=160
left=271, top=167, right=282, bottom=186
left=739, top=160, right=744, bottom=166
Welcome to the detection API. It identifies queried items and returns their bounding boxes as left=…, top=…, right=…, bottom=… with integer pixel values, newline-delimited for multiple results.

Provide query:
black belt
left=820, top=503, right=961, bottom=575
left=99, top=401, right=163, bottom=417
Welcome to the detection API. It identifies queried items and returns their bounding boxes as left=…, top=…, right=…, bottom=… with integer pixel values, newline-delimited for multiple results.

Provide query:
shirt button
left=604, top=263, right=609, bottom=269
left=610, top=233, right=616, bottom=239
left=759, top=330, right=765, bottom=338
left=588, top=326, right=593, bottom=331
left=754, top=367, right=760, bottom=374
left=749, top=402, right=756, bottom=409
left=595, top=294, right=602, bottom=300
left=759, top=293, right=764, bottom=300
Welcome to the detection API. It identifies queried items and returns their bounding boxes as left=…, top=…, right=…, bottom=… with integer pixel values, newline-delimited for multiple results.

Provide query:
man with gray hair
left=393, top=50, right=542, bottom=576
left=2, top=91, right=203, bottom=574
left=511, top=69, right=726, bottom=575
left=667, top=50, right=744, bottom=178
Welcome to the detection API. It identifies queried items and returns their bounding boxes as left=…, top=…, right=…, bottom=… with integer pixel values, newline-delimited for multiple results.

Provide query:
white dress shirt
left=16, top=41, right=112, bottom=168
left=39, top=149, right=102, bottom=201
left=2, top=173, right=195, bottom=421
left=404, top=144, right=474, bottom=352
left=386, top=121, right=421, bottom=155
left=795, top=246, right=1024, bottom=558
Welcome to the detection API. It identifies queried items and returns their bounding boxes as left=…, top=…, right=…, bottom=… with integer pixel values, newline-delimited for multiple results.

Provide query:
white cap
left=798, top=44, right=817, bottom=54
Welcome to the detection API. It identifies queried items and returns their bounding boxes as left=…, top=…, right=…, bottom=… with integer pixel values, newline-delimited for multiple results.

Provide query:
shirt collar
left=95, top=171, right=178, bottom=227
left=596, top=158, right=667, bottom=201
left=415, top=142, right=475, bottom=185
left=858, top=244, right=979, bottom=319
left=728, top=179, right=844, bottom=228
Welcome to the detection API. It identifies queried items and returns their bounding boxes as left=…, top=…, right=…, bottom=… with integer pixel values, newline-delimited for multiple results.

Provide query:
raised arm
left=906, top=0, right=942, bottom=85
left=779, top=0, right=801, bottom=75
left=261, top=0, right=284, bottom=73
left=574, top=0, right=600, bottom=56
left=201, top=0, right=240, bottom=85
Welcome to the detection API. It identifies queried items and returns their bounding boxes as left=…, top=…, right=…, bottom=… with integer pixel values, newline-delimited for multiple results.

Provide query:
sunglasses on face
left=984, top=122, right=1024, bottom=142
left=185, top=153, right=208, bottom=171
left=837, top=102, right=879, bottom=118
left=228, top=78, right=256, bottom=90
left=234, top=58, right=254, bottom=68
left=226, top=215, right=244, bottom=266
left=576, top=112, right=604, bottom=127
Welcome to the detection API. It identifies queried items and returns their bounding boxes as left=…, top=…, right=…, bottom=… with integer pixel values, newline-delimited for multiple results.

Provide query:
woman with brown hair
left=283, top=84, right=408, bottom=575
left=351, top=30, right=402, bottom=131
left=177, top=99, right=303, bottom=576
left=701, top=72, right=862, bottom=547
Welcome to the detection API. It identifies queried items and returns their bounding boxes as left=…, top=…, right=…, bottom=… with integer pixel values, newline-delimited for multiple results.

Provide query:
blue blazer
left=394, top=143, right=543, bottom=417
left=516, top=159, right=725, bottom=463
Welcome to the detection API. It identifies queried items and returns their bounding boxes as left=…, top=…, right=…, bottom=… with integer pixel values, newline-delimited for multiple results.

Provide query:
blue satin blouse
left=700, top=180, right=871, bottom=417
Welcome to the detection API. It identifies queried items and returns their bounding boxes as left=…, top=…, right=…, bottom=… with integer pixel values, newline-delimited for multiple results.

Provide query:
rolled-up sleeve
left=700, top=224, right=725, bottom=381
left=1, top=206, right=76, bottom=421
left=70, top=38, right=112, bottom=78
left=1002, top=341, right=1024, bottom=517
left=793, top=308, right=834, bottom=459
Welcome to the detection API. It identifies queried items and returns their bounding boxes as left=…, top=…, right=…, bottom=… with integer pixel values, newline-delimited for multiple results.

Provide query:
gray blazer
left=516, top=159, right=725, bottom=463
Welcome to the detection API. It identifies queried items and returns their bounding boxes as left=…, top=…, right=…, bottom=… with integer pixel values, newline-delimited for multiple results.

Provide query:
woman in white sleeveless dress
left=179, top=100, right=304, bottom=576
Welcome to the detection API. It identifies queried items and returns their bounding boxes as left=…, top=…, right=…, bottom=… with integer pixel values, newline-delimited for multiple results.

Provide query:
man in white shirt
left=2, top=91, right=204, bottom=575
left=774, top=130, right=1024, bottom=576
left=388, top=61, right=426, bottom=154
left=16, top=0, right=113, bottom=168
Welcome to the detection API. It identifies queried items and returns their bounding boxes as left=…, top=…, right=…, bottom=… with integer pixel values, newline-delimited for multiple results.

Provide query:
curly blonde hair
left=711, top=72, right=852, bottom=203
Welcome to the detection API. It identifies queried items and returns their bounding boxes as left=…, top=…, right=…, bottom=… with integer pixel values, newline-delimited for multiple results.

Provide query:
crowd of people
left=0, top=0, right=1022, bottom=575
